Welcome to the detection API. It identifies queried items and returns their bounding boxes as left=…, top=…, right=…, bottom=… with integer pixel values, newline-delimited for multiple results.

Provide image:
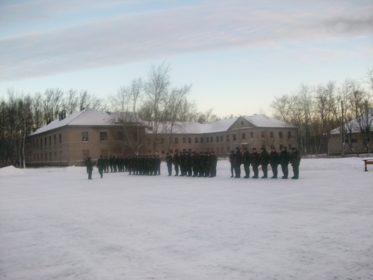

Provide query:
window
left=250, top=132, right=254, bottom=138
left=59, top=134, right=62, bottom=144
left=279, top=131, right=283, bottom=139
left=220, top=136, right=223, bottom=141
left=216, top=136, right=219, bottom=143
left=200, top=137, right=204, bottom=143
left=44, top=137, right=47, bottom=146
left=195, top=137, right=199, bottom=143
left=100, top=131, right=108, bottom=141
left=49, top=136, right=51, bottom=146
left=82, top=131, right=89, bottom=142
left=210, top=137, right=213, bottom=143
left=188, top=137, right=191, bottom=144
left=270, top=131, right=274, bottom=138
left=226, top=135, right=230, bottom=142
left=232, top=134, right=237, bottom=141
left=207, top=137, right=209, bottom=143
left=53, top=135, right=56, bottom=145
left=174, top=137, right=179, bottom=144
left=288, top=131, right=292, bottom=139
left=242, top=133, right=246, bottom=139
left=183, top=137, right=186, bottom=143
left=261, top=131, right=266, bottom=138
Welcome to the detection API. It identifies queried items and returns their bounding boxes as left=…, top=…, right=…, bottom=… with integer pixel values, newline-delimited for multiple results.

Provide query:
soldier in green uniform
left=85, top=157, right=94, bottom=180
left=173, top=151, right=180, bottom=176
left=234, top=147, right=242, bottom=178
left=251, top=148, right=259, bottom=178
left=242, top=147, right=251, bottom=178
left=229, top=150, right=235, bottom=178
left=269, top=146, right=279, bottom=179
left=210, top=151, right=218, bottom=177
left=290, top=147, right=301, bottom=179
left=279, top=146, right=289, bottom=179
left=259, top=146, right=269, bottom=178
left=166, top=152, right=173, bottom=176
left=97, top=155, right=105, bottom=178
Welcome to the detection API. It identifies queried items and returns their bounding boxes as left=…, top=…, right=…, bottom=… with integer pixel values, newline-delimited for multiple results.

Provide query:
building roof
left=152, top=114, right=295, bottom=135
left=30, top=109, right=141, bottom=136
left=330, top=109, right=373, bottom=135
left=244, top=114, right=295, bottom=128
left=31, top=110, right=295, bottom=137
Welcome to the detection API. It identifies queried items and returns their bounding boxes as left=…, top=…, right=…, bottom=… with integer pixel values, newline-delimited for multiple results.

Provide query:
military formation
left=85, top=146, right=301, bottom=180
left=165, top=150, right=218, bottom=177
left=229, top=146, right=301, bottom=179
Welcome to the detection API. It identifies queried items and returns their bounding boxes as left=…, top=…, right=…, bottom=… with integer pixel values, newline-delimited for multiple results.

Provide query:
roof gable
left=228, top=117, right=255, bottom=131
left=244, top=114, right=295, bottom=128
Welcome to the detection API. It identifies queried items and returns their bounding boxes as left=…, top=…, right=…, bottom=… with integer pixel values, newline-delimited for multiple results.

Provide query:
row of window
left=81, top=131, right=111, bottom=142
left=32, top=134, right=62, bottom=148
left=148, top=131, right=293, bottom=145
left=149, top=144, right=294, bottom=155
left=32, top=150, right=63, bottom=161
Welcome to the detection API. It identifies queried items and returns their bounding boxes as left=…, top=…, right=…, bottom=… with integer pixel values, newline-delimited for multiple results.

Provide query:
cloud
left=0, top=0, right=372, bottom=81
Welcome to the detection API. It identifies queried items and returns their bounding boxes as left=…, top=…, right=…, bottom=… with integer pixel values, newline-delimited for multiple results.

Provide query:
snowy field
left=1, top=158, right=373, bottom=280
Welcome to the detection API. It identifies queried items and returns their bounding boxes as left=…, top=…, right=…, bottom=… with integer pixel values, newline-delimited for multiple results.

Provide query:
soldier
left=210, top=151, right=218, bottom=177
left=97, top=155, right=105, bottom=179
left=166, top=152, right=173, bottom=176
left=85, top=157, right=94, bottom=180
left=290, top=147, right=301, bottom=179
left=242, top=147, right=251, bottom=178
left=156, top=154, right=161, bottom=175
left=229, top=150, right=235, bottom=178
left=269, top=146, right=279, bottom=179
left=279, top=146, right=289, bottom=179
left=251, top=148, right=260, bottom=178
left=259, top=146, right=269, bottom=178
left=186, top=151, right=193, bottom=177
left=234, top=147, right=242, bottom=178
left=229, top=150, right=236, bottom=178
left=173, top=151, right=180, bottom=176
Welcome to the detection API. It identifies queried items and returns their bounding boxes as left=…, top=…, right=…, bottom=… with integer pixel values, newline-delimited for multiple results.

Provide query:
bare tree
left=43, top=88, right=64, bottom=123
left=112, top=78, right=144, bottom=155
left=142, top=63, right=171, bottom=152
left=163, top=85, right=191, bottom=150
left=64, top=89, right=79, bottom=114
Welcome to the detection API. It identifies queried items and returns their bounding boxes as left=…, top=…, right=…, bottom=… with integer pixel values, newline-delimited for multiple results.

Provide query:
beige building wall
left=144, top=127, right=298, bottom=156
left=27, top=125, right=145, bottom=166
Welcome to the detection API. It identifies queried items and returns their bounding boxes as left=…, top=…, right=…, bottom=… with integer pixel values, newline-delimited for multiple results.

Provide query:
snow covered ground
left=0, top=158, right=373, bottom=280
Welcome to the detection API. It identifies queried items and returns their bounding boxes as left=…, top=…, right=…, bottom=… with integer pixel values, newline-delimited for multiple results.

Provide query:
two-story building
left=144, top=114, right=297, bottom=155
left=26, top=109, right=145, bottom=166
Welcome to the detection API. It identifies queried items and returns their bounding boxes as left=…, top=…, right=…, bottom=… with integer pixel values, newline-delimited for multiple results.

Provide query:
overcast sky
left=0, top=0, right=372, bottom=115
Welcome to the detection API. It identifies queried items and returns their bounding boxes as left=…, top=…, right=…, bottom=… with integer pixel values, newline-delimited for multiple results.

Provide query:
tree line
left=1, top=65, right=372, bottom=167
left=271, top=70, right=373, bottom=154
left=0, top=64, right=217, bottom=167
